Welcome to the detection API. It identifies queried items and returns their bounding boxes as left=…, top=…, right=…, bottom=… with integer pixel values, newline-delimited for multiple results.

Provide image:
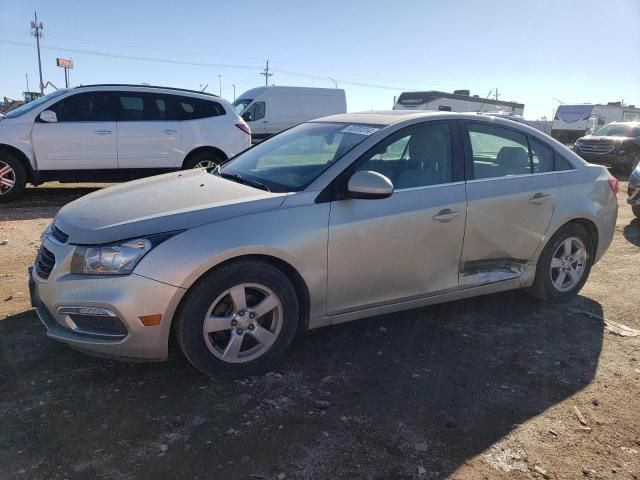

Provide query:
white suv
left=0, top=84, right=251, bottom=202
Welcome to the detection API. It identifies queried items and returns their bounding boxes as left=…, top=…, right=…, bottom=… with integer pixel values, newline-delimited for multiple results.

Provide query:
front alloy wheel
left=203, top=283, right=283, bottom=363
left=175, top=259, right=299, bottom=376
left=0, top=161, right=17, bottom=196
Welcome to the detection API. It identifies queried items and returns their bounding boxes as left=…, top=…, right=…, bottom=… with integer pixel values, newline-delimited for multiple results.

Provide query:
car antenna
left=476, top=89, right=493, bottom=113
left=200, top=84, right=208, bottom=93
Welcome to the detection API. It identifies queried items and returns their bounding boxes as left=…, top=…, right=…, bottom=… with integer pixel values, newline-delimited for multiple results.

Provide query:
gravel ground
left=1, top=181, right=639, bottom=480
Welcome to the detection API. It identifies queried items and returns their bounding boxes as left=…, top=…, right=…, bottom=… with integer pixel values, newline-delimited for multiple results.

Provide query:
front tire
left=529, top=223, right=594, bottom=302
left=175, top=260, right=299, bottom=377
left=0, top=153, right=27, bottom=203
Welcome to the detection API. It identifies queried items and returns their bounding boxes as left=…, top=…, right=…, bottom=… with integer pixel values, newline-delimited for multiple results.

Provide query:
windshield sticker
left=340, top=125, right=380, bottom=136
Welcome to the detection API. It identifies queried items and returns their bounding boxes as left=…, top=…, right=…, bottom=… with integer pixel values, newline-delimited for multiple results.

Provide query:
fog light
left=139, top=314, right=162, bottom=326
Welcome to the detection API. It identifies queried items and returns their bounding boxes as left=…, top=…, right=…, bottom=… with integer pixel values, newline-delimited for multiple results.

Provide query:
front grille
left=51, top=224, right=69, bottom=243
left=35, top=246, right=55, bottom=279
left=69, top=314, right=128, bottom=338
left=578, top=141, right=614, bottom=155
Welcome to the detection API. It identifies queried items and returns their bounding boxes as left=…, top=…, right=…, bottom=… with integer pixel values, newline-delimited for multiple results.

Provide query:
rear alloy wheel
left=0, top=154, right=27, bottom=203
left=549, top=237, right=587, bottom=292
left=529, top=224, right=593, bottom=302
left=175, top=260, right=299, bottom=376
left=183, top=150, right=224, bottom=170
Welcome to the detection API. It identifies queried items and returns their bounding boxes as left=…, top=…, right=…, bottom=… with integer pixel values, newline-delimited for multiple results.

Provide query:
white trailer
left=393, top=89, right=524, bottom=115
left=551, top=103, right=640, bottom=144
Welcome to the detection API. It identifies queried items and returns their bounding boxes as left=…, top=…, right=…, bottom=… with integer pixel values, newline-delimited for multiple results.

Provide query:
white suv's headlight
left=70, top=232, right=180, bottom=275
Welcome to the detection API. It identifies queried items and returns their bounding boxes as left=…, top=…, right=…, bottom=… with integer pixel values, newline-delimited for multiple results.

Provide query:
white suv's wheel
left=0, top=153, right=27, bottom=203
left=183, top=151, right=224, bottom=170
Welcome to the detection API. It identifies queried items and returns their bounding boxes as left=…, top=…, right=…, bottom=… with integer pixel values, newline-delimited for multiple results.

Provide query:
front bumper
left=29, top=238, right=185, bottom=360
left=575, top=150, right=635, bottom=168
left=628, top=176, right=640, bottom=206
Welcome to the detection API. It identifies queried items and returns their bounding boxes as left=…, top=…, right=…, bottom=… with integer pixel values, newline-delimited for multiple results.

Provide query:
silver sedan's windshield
left=220, top=122, right=381, bottom=192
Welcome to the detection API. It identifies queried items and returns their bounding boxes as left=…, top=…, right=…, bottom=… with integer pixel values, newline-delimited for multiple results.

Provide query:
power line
left=2, top=28, right=468, bottom=90
left=0, top=38, right=471, bottom=93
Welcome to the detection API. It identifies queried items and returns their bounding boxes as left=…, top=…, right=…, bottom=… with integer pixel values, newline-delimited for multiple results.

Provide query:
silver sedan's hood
left=54, top=169, right=287, bottom=244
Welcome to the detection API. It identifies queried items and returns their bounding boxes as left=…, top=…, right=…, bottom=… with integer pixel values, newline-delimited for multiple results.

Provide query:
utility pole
left=232, top=84, right=236, bottom=102
left=218, top=74, right=222, bottom=96
left=494, top=88, right=500, bottom=101
left=260, top=60, right=273, bottom=87
left=30, top=12, right=44, bottom=95
left=25, top=73, right=30, bottom=93
left=328, top=77, right=338, bottom=88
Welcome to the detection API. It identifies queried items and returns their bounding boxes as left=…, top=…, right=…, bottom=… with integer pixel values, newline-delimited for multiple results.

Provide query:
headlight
left=70, top=232, right=181, bottom=275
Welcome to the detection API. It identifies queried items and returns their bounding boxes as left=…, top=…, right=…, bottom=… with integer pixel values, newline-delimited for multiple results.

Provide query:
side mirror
left=347, top=170, right=394, bottom=200
left=242, top=111, right=253, bottom=122
left=39, top=110, right=58, bottom=123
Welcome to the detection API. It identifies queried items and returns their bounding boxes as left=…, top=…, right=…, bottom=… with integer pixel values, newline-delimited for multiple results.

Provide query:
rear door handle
left=529, top=192, right=552, bottom=205
left=95, top=129, right=112, bottom=135
left=163, top=129, right=178, bottom=135
left=433, top=208, right=461, bottom=223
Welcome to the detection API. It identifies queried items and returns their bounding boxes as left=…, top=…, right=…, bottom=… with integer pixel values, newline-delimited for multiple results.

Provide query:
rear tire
left=528, top=223, right=594, bottom=303
left=175, top=260, right=299, bottom=377
left=0, top=153, right=27, bottom=203
left=182, top=150, right=224, bottom=170
left=632, top=205, right=640, bottom=218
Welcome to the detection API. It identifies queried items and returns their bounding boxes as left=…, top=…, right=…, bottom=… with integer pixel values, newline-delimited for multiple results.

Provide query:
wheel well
left=172, top=254, right=311, bottom=336
left=562, top=218, right=599, bottom=253
left=0, top=144, right=34, bottom=182
left=181, top=146, right=228, bottom=169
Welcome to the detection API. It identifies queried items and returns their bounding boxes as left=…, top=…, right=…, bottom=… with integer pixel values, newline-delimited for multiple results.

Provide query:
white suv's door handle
left=163, top=129, right=178, bottom=135
left=433, top=209, right=461, bottom=223
left=529, top=192, right=552, bottom=205
left=95, top=129, right=112, bottom=135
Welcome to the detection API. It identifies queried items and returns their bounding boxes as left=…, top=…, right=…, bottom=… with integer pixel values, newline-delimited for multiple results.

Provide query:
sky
left=1, top=0, right=639, bottom=120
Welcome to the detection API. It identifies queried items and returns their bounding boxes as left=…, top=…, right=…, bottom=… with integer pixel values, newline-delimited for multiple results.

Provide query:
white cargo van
left=551, top=103, right=640, bottom=144
left=233, top=86, right=346, bottom=141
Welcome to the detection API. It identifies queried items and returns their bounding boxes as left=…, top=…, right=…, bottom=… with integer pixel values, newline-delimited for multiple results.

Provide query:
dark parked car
left=574, top=122, right=640, bottom=172
left=628, top=163, right=640, bottom=218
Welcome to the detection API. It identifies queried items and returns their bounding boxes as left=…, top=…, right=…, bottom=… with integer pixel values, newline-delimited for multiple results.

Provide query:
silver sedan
left=30, top=112, right=618, bottom=376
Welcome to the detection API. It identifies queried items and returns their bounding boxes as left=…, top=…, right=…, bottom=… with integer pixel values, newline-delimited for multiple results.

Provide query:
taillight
left=608, top=177, right=619, bottom=195
left=235, top=123, right=251, bottom=135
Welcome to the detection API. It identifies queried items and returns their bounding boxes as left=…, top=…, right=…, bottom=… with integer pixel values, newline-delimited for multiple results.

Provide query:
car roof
left=73, top=84, right=222, bottom=101
left=313, top=110, right=523, bottom=126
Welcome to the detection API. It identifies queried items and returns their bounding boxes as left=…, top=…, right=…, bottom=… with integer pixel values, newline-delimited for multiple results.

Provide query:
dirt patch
left=1, top=181, right=639, bottom=479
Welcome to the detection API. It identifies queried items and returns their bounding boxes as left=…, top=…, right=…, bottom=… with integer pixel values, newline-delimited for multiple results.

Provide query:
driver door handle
left=162, top=129, right=178, bottom=135
left=95, top=129, right=112, bottom=135
left=433, top=208, right=461, bottom=223
left=529, top=192, right=552, bottom=205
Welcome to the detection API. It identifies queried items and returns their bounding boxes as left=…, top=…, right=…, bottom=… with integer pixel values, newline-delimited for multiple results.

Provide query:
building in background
left=393, top=89, right=524, bottom=115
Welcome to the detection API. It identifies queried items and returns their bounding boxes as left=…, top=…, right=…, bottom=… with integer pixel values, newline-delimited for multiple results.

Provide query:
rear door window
left=529, top=137, right=554, bottom=173
left=115, top=93, right=170, bottom=121
left=467, top=124, right=531, bottom=179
